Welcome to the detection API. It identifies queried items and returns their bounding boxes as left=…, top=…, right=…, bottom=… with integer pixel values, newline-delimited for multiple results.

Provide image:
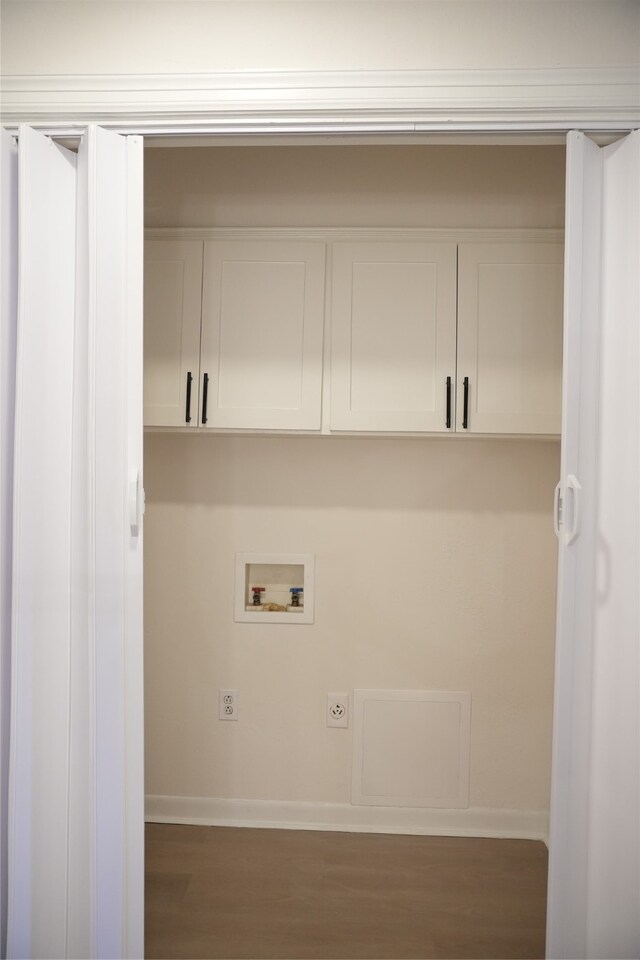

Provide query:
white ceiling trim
left=1, top=66, right=638, bottom=135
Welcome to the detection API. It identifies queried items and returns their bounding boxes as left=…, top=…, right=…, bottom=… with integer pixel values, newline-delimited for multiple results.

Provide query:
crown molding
left=1, top=66, right=638, bottom=136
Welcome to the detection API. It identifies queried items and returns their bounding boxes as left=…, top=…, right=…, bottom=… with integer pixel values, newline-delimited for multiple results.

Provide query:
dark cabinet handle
left=446, top=376, right=452, bottom=429
left=202, top=373, right=209, bottom=425
left=185, top=371, right=193, bottom=423
left=462, top=376, right=469, bottom=430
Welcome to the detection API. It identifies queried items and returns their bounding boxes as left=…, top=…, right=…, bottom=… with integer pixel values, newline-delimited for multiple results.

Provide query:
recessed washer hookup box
left=234, top=553, right=315, bottom=624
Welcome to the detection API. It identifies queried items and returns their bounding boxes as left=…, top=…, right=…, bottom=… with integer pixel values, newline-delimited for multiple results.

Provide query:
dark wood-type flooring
left=145, top=823, right=547, bottom=959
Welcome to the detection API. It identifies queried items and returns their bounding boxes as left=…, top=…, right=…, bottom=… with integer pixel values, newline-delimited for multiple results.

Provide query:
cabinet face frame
left=143, top=239, right=203, bottom=428
left=200, top=240, right=326, bottom=431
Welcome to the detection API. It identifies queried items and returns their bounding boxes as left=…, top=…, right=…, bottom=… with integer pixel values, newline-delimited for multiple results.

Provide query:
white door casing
left=1, top=66, right=638, bottom=135
left=3, top=112, right=638, bottom=960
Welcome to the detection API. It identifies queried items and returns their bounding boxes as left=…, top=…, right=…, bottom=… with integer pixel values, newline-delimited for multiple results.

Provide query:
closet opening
left=142, top=140, right=565, bottom=959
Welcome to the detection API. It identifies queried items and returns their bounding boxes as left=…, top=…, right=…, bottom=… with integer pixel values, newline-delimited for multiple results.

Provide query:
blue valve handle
left=290, top=587, right=303, bottom=595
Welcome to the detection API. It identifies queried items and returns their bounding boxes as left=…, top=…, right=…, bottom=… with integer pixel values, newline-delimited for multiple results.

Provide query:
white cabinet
left=144, top=237, right=326, bottom=431
left=143, top=231, right=563, bottom=436
left=330, top=242, right=458, bottom=432
left=200, top=240, right=326, bottom=430
left=457, top=243, right=564, bottom=434
left=330, top=237, right=563, bottom=436
left=144, top=240, right=203, bottom=427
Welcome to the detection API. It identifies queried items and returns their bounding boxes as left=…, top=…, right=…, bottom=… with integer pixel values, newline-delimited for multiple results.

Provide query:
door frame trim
left=1, top=65, right=638, bottom=136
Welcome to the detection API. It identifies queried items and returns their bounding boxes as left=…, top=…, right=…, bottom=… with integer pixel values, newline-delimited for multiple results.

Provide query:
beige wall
left=143, top=143, right=563, bottom=820
left=2, top=1, right=637, bottom=75
left=145, top=145, right=566, bottom=230
left=144, top=435, right=559, bottom=811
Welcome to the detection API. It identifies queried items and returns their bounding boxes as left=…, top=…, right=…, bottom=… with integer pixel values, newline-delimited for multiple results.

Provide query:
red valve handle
left=252, top=586, right=265, bottom=593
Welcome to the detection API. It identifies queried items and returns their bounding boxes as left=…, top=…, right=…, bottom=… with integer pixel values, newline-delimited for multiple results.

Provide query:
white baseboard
left=145, top=794, right=549, bottom=844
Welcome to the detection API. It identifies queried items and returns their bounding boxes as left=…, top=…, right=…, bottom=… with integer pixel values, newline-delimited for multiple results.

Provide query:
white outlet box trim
left=234, top=552, right=315, bottom=625
left=327, top=693, right=350, bottom=728
left=144, top=794, right=549, bottom=844
left=351, top=689, right=471, bottom=809
left=218, top=688, right=238, bottom=721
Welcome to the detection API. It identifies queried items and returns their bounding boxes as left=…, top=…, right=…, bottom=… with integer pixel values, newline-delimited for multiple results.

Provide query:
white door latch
left=129, top=468, right=145, bottom=535
left=554, top=474, right=581, bottom=545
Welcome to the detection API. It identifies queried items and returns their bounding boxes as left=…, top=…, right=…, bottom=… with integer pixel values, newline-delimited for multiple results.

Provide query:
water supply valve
left=251, top=586, right=265, bottom=606
left=289, top=587, right=303, bottom=608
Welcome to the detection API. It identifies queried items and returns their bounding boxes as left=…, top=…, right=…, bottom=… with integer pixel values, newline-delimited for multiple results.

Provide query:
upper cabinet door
left=144, top=240, right=203, bottom=427
left=330, top=242, right=457, bottom=432
left=457, top=242, right=564, bottom=435
left=200, top=241, right=326, bottom=430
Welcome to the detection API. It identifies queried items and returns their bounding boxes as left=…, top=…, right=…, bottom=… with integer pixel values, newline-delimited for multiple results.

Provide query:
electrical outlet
left=219, top=689, right=238, bottom=721
left=327, top=693, right=349, bottom=728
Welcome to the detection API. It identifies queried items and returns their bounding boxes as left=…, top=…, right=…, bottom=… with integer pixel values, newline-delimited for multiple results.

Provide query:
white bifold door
left=2, top=126, right=144, bottom=959
left=548, top=130, right=639, bottom=959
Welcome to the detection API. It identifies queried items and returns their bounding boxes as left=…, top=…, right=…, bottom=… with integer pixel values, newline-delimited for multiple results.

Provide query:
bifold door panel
left=8, top=124, right=144, bottom=960
left=547, top=130, right=640, bottom=960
